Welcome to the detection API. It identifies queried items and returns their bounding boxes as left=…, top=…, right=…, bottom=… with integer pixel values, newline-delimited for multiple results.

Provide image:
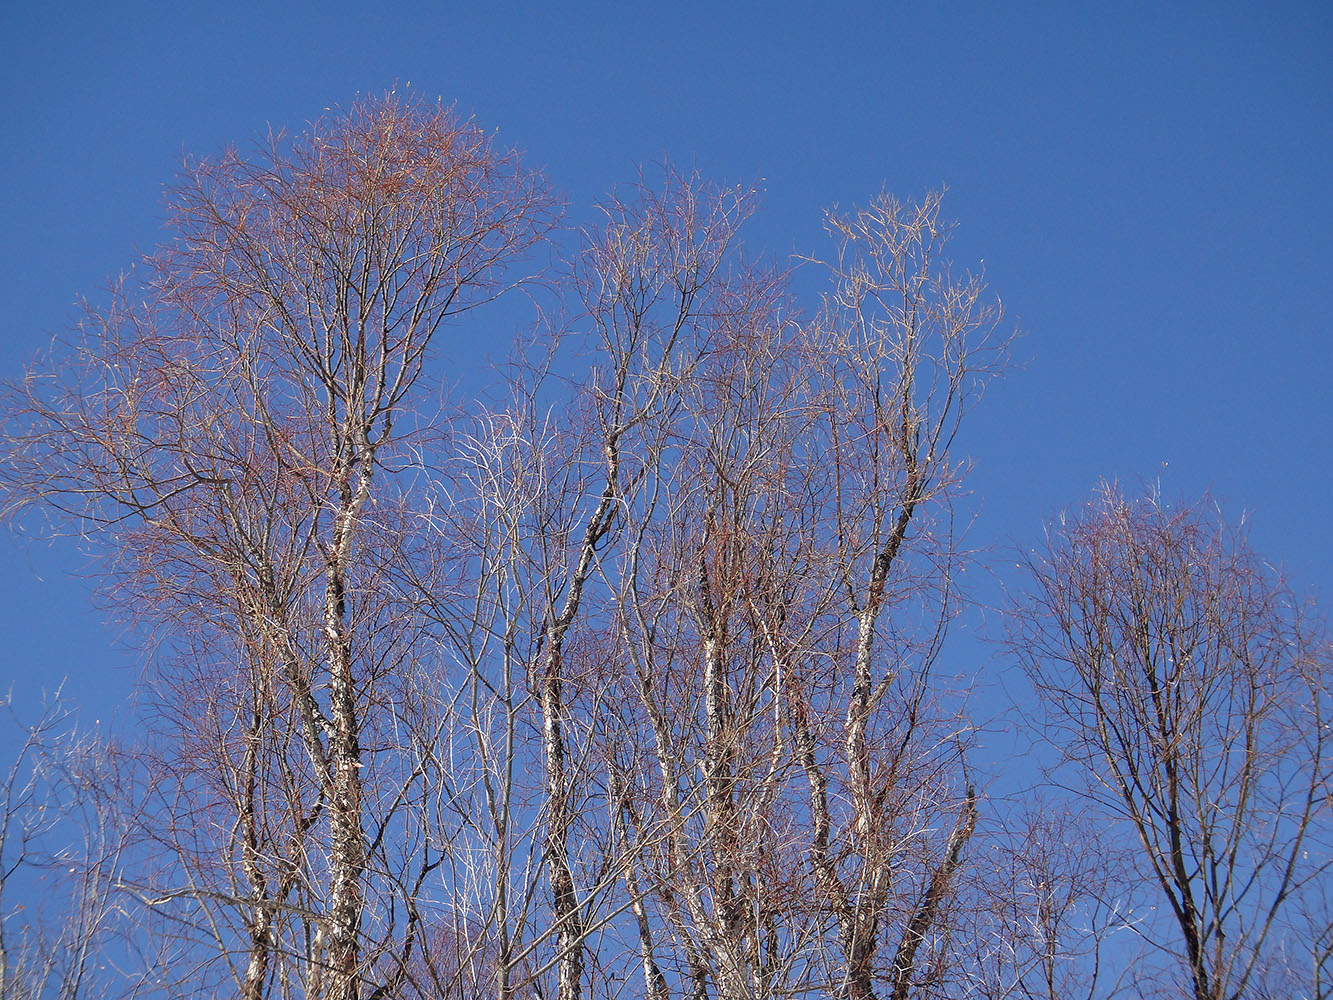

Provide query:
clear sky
left=1, top=2, right=1330, bottom=735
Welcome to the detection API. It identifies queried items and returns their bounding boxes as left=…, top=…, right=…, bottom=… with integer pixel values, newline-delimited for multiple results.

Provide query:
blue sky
left=1, top=2, right=1330, bottom=733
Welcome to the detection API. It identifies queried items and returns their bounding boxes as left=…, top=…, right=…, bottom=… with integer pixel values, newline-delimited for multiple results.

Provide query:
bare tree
left=456, top=168, right=790, bottom=1000
left=2, top=92, right=1019, bottom=999
left=788, top=191, right=1005, bottom=1000
left=1, top=92, right=555, bottom=1000
left=570, top=187, right=1009, bottom=1000
left=1010, top=485, right=1332, bottom=1000
left=945, top=800, right=1146, bottom=1000
left=442, top=181, right=1011, bottom=1000
left=567, top=185, right=1007, bottom=1000
left=584, top=169, right=810, bottom=1000
left=0, top=691, right=128, bottom=1000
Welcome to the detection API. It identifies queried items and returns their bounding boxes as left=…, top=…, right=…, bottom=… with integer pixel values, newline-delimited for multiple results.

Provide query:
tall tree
left=2, top=97, right=1017, bottom=999
left=784, top=191, right=1001, bottom=1000
left=579, top=187, right=1009, bottom=1000
left=1, top=93, right=555, bottom=1000
left=1010, top=485, right=1332, bottom=1000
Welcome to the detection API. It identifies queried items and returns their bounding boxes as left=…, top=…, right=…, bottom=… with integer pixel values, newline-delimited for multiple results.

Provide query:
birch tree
left=1011, top=486, right=1332, bottom=1000
left=1, top=92, right=555, bottom=1000
left=1, top=93, right=1018, bottom=999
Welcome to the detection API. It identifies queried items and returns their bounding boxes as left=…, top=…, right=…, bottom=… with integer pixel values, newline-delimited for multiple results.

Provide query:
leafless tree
left=566, top=186, right=1009, bottom=1000
left=0, top=690, right=128, bottom=1000
left=945, top=800, right=1146, bottom=1000
left=497, top=183, right=1008, bottom=1000
left=786, top=191, right=1006, bottom=1000
left=1, top=89, right=1020, bottom=999
left=582, top=169, right=810, bottom=1000
left=440, top=181, right=1011, bottom=1000
left=1, top=92, right=555, bottom=1000
left=443, top=168, right=790, bottom=1000
left=1010, top=485, right=1332, bottom=1000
